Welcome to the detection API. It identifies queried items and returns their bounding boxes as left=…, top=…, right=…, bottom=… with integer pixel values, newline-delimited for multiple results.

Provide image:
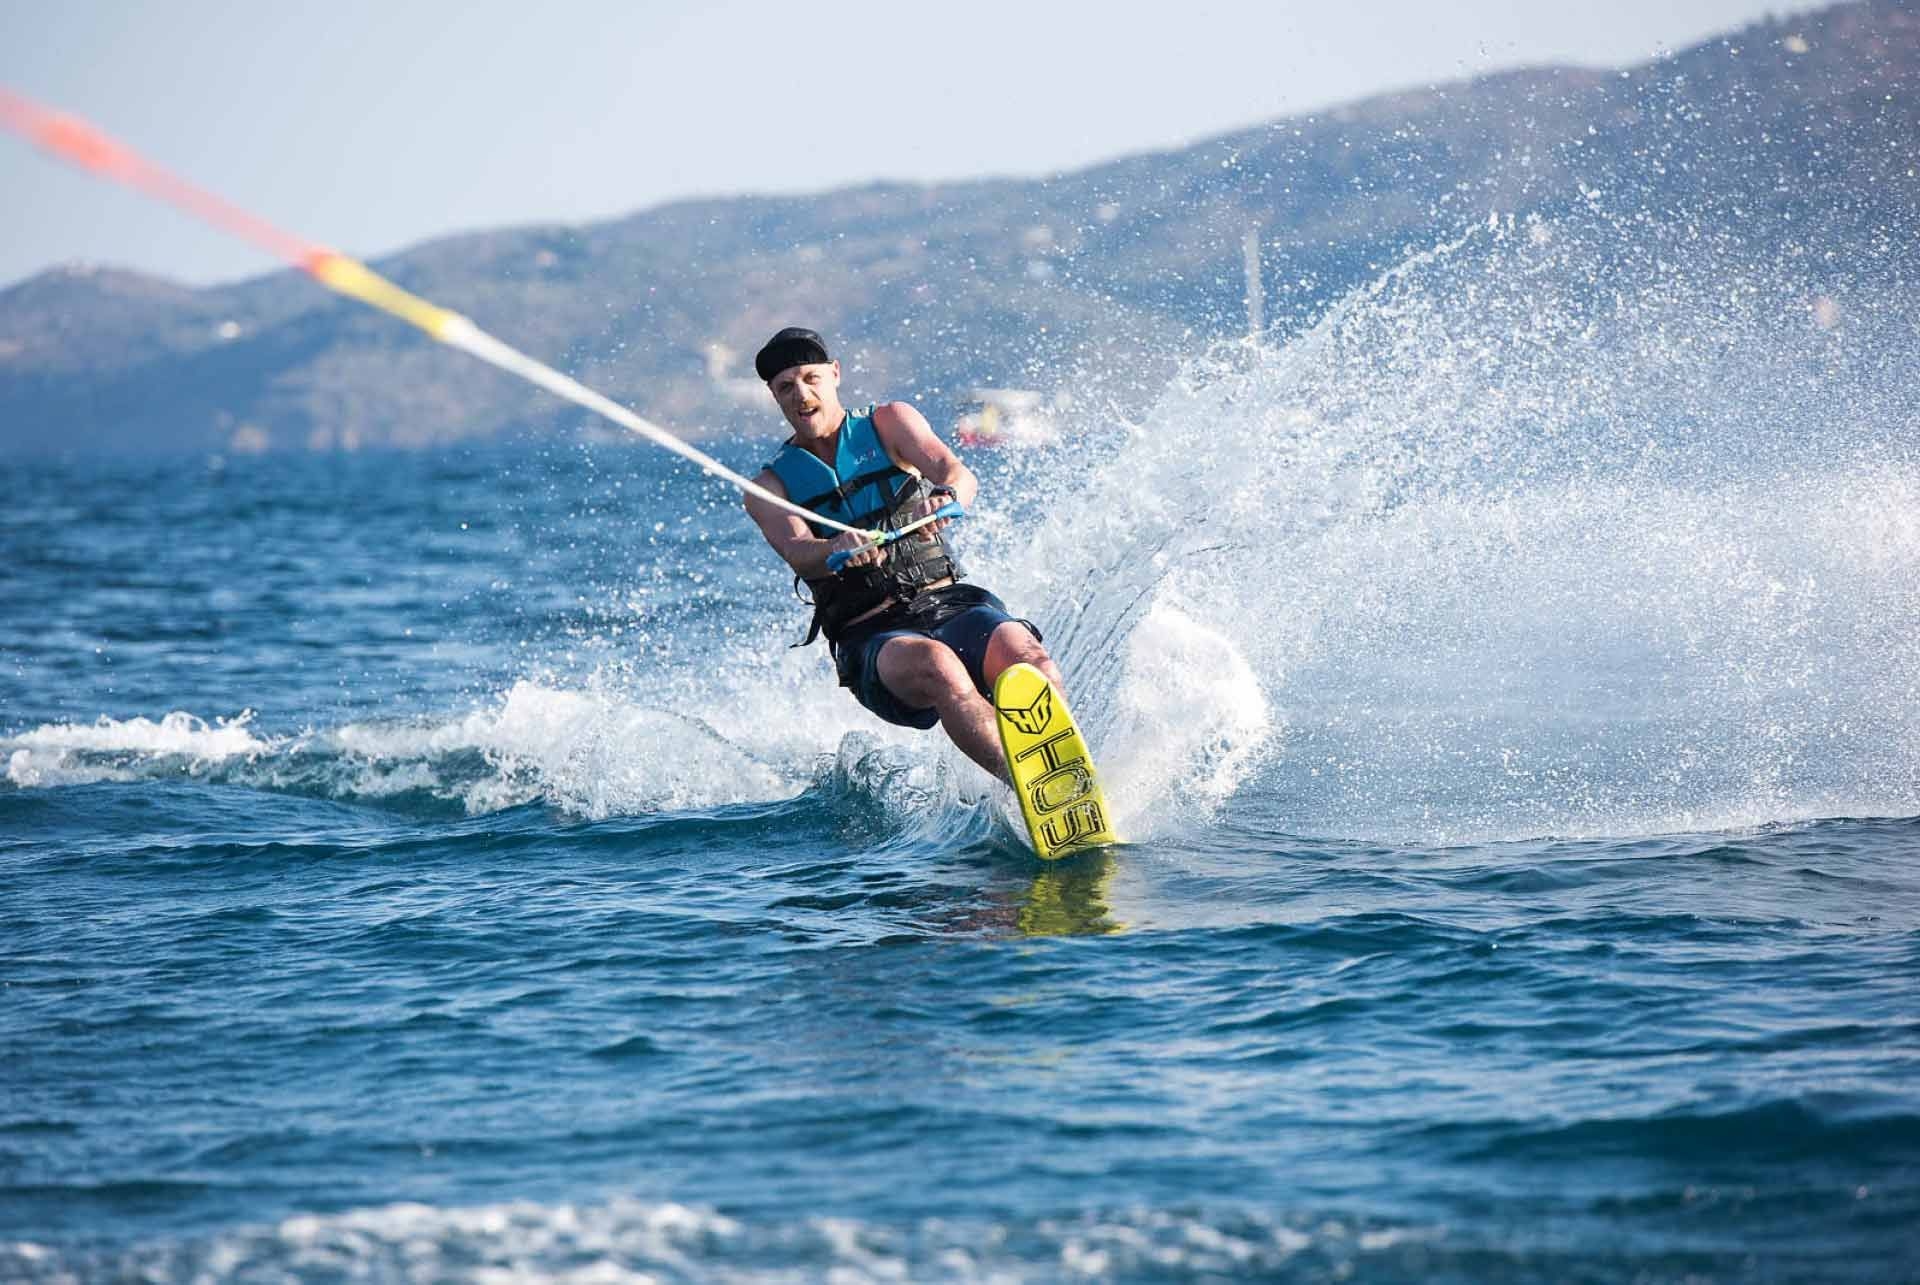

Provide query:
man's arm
left=871, top=401, right=979, bottom=515
left=743, top=469, right=842, bottom=579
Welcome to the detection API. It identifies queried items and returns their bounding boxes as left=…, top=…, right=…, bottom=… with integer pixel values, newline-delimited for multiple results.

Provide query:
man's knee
left=876, top=637, right=973, bottom=707
left=985, top=620, right=1047, bottom=672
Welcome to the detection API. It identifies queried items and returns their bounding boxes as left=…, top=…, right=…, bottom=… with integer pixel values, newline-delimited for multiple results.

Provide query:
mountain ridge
left=3, top=0, right=1913, bottom=455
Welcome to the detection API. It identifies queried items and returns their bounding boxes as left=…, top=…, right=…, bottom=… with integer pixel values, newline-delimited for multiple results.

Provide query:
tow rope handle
left=826, top=501, right=966, bottom=574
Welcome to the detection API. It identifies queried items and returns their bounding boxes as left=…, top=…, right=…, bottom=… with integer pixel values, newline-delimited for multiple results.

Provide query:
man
left=743, top=327, right=1064, bottom=781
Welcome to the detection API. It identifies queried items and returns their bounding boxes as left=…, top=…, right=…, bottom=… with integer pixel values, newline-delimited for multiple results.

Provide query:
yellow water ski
left=992, top=662, right=1119, bottom=860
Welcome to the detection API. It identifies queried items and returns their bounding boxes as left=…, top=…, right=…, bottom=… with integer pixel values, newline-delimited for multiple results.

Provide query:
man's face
left=768, top=361, right=842, bottom=438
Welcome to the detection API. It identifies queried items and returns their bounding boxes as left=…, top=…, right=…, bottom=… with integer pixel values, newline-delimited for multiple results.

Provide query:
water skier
left=743, top=327, right=1064, bottom=781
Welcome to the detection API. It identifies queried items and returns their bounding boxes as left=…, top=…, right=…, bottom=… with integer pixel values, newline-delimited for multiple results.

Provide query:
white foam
left=0, top=668, right=982, bottom=830
left=0, top=1198, right=1434, bottom=1282
left=1, top=681, right=812, bottom=820
left=325, top=679, right=803, bottom=818
left=1101, top=604, right=1273, bottom=836
left=4, top=710, right=268, bottom=787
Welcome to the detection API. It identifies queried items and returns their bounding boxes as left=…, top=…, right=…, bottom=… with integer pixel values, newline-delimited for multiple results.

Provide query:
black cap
left=755, top=327, right=831, bottom=381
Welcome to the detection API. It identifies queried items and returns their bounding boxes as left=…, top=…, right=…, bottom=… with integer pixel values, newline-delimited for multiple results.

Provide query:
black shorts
left=828, top=584, right=1043, bottom=730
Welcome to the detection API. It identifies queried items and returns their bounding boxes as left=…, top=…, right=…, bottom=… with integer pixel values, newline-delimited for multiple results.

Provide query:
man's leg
left=982, top=620, right=1064, bottom=693
left=874, top=636, right=1007, bottom=780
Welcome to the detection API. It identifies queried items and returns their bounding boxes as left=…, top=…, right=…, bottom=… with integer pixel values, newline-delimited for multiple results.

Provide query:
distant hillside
left=2, top=0, right=1914, bottom=455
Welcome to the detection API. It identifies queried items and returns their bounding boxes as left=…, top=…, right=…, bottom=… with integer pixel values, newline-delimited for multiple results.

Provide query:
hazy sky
left=3, top=0, right=1829, bottom=288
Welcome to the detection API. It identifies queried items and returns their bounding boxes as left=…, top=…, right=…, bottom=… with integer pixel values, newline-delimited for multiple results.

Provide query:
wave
left=8, top=1172, right=1908, bottom=1284
left=2, top=682, right=802, bottom=819
left=971, top=209, right=1920, bottom=842
left=1453, top=1095, right=1920, bottom=1165
left=0, top=1197, right=1485, bottom=1283
left=0, top=678, right=1028, bottom=859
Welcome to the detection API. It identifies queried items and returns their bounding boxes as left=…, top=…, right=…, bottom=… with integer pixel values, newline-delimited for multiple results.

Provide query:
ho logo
left=998, top=684, right=1055, bottom=737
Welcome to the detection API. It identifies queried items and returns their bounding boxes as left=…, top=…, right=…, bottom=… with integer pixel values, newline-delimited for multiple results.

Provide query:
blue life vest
left=765, top=406, right=962, bottom=644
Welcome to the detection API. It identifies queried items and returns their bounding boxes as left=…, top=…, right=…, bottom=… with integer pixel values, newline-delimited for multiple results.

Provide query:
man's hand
left=827, top=528, right=884, bottom=571
left=902, top=487, right=958, bottom=540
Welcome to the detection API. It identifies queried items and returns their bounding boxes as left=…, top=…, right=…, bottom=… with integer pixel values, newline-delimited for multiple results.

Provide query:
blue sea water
left=4, top=216, right=1919, bottom=1281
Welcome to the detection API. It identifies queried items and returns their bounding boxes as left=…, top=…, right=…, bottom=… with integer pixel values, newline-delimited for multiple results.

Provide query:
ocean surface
left=4, top=215, right=1919, bottom=1282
